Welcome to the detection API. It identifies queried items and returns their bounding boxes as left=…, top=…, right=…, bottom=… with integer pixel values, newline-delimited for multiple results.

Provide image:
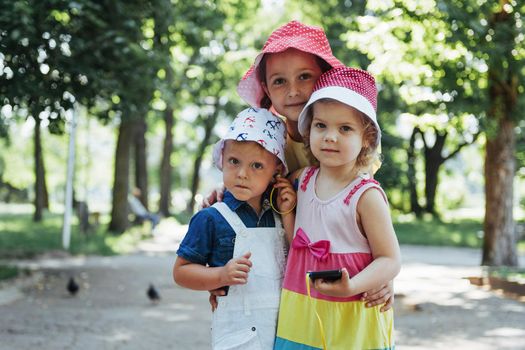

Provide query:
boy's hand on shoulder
left=312, top=268, right=355, bottom=298
left=362, top=280, right=394, bottom=312
left=201, top=184, right=225, bottom=209
left=219, top=251, right=252, bottom=286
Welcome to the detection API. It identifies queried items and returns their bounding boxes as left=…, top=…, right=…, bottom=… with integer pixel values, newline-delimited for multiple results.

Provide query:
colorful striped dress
left=274, top=167, right=394, bottom=350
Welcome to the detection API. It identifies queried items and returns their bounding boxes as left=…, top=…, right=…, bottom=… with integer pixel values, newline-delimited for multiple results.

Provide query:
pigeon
left=67, top=277, right=79, bottom=296
left=147, top=283, right=160, bottom=303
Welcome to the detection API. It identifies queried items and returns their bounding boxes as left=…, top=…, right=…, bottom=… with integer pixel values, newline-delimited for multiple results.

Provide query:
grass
left=393, top=214, right=484, bottom=248
left=393, top=214, right=525, bottom=253
left=0, top=210, right=150, bottom=260
left=0, top=265, right=19, bottom=280
left=487, top=266, right=525, bottom=283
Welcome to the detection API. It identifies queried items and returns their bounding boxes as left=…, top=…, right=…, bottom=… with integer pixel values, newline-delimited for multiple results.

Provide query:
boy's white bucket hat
left=212, top=108, right=288, bottom=173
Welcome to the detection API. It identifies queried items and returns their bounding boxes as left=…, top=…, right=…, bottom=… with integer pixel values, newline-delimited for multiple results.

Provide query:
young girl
left=274, top=67, right=401, bottom=350
left=237, top=20, right=343, bottom=173
left=225, top=20, right=392, bottom=310
left=173, top=108, right=296, bottom=349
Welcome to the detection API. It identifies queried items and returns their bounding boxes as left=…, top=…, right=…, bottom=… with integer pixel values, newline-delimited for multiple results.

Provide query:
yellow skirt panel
left=276, top=289, right=394, bottom=349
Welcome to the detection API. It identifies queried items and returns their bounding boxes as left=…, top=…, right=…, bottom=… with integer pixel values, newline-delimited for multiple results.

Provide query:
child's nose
left=324, top=130, right=337, bottom=142
left=288, top=82, right=300, bottom=97
left=237, top=167, right=248, bottom=178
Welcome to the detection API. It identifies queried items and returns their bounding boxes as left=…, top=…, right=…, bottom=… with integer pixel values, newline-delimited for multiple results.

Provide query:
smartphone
left=308, top=269, right=343, bottom=282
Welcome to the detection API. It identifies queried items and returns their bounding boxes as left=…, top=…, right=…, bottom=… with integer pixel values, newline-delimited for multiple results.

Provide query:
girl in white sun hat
left=274, top=67, right=401, bottom=350
left=174, top=107, right=296, bottom=350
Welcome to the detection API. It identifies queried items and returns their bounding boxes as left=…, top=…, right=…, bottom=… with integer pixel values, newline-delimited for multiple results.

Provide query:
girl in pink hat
left=208, top=20, right=394, bottom=312
left=274, top=67, right=401, bottom=350
left=237, top=20, right=344, bottom=173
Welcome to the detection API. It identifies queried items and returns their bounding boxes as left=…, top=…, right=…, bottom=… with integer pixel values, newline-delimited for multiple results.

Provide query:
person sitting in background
left=128, top=187, right=160, bottom=229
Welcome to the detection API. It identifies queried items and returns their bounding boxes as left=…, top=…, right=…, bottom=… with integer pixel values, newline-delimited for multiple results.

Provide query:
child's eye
left=228, top=158, right=239, bottom=165
left=314, top=122, right=326, bottom=129
left=299, top=73, right=312, bottom=80
left=272, top=77, right=285, bottom=86
left=340, top=125, right=353, bottom=132
left=251, top=162, right=264, bottom=170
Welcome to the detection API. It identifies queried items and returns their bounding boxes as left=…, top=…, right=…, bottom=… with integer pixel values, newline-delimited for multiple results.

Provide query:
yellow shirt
left=284, top=135, right=312, bottom=174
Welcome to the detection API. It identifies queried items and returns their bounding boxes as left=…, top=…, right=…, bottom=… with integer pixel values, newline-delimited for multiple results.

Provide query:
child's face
left=309, top=101, right=366, bottom=170
left=262, top=49, right=323, bottom=122
left=222, top=140, right=280, bottom=207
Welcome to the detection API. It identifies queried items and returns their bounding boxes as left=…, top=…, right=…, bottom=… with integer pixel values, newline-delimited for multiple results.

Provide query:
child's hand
left=312, top=268, right=355, bottom=298
left=273, top=175, right=296, bottom=214
left=219, top=252, right=252, bottom=287
left=201, top=185, right=225, bottom=208
left=208, top=288, right=226, bottom=312
left=362, top=280, right=394, bottom=312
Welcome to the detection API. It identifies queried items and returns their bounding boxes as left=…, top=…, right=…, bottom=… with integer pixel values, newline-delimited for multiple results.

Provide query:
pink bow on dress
left=292, top=228, right=330, bottom=261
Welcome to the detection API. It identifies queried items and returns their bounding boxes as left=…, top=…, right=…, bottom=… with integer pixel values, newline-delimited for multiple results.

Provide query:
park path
left=0, top=219, right=524, bottom=350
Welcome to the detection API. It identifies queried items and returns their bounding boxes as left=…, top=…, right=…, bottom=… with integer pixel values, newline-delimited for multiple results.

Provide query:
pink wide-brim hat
left=298, top=67, right=381, bottom=145
left=237, top=20, right=344, bottom=108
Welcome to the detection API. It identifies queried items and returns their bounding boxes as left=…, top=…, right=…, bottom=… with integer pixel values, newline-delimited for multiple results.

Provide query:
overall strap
left=212, top=202, right=246, bottom=232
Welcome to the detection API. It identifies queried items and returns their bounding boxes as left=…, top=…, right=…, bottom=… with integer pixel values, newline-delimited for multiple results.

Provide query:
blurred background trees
left=0, top=0, right=524, bottom=266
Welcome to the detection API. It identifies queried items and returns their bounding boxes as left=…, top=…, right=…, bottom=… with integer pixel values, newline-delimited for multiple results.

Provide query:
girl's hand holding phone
left=312, top=268, right=355, bottom=298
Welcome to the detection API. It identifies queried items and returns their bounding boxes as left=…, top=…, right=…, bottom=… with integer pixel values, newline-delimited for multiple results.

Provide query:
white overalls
left=211, top=202, right=287, bottom=350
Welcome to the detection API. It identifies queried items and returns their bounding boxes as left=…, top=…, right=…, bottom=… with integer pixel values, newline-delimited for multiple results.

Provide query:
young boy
left=173, top=107, right=296, bottom=349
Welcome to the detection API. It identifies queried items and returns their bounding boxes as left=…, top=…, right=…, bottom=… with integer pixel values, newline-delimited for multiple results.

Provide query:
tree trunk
left=186, top=113, right=217, bottom=214
left=407, top=128, right=422, bottom=217
left=424, top=130, right=446, bottom=215
left=33, top=116, right=45, bottom=222
left=483, top=118, right=516, bottom=266
left=159, top=107, right=174, bottom=216
left=108, top=120, right=133, bottom=233
left=482, top=6, right=518, bottom=266
left=133, top=119, right=149, bottom=210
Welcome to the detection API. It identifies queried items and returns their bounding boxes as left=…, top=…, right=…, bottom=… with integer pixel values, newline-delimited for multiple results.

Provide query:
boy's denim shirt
left=176, top=190, right=275, bottom=267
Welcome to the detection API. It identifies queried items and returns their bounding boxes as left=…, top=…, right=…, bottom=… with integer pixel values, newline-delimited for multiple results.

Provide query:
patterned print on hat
left=237, top=20, right=344, bottom=108
left=212, top=108, right=288, bottom=173
left=298, top=66, right=380, bottom=139
left=315, top=67, right=377, bottom=111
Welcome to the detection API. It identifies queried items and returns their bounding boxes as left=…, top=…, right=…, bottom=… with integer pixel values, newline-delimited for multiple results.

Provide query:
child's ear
left=261, top=81, right=269, bottom=97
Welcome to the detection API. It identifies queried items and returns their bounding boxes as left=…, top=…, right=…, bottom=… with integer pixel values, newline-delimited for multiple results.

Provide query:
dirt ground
left=1, top=220, right=524, bottom=350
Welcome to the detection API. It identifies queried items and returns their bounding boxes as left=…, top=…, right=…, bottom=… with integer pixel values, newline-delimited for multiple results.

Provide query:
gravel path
left=1, top=221, right=524, bottom=350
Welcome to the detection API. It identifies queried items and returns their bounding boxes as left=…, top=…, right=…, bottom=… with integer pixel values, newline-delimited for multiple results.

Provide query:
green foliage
left=0, top=0, right=175, bottom=129
left=440, top=0, right=525, bottom=124
left=0, top=0, right=75, bottom=130
left=156, top=1, right=261, bottom=192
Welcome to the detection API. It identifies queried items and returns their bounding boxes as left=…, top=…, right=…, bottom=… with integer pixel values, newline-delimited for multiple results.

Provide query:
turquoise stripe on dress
left=274, top=337, right=321, bottom=350
left=275, top=337, right=395, bottom=350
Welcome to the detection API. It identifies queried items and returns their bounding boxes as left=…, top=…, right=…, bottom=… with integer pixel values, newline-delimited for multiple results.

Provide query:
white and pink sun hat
left=298, top=66, right=380, bottom=145
left=237, top=20, right=344, bottom=108
left=212, top=107, right=288, bottom=173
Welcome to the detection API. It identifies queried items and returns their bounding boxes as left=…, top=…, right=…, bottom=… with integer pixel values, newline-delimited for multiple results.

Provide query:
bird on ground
left=147, top=283, right=160, bottom=303
left=67, top=277, right=79, bottom=296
